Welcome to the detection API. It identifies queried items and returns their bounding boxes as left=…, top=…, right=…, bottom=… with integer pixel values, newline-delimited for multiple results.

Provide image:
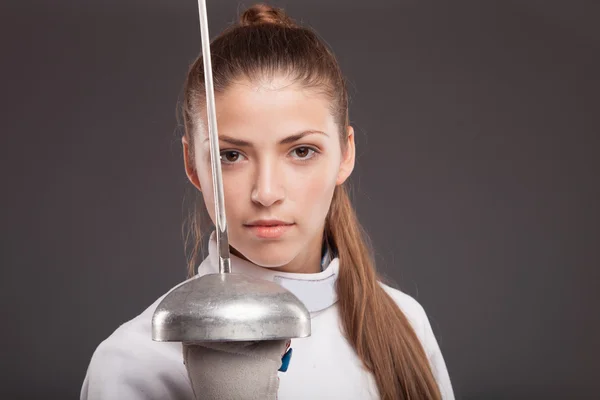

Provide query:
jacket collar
left=196, top=232, right=339, bottom=314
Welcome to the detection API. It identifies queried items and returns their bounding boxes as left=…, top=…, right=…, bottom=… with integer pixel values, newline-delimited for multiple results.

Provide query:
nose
left=251, top=159, right=285, bottom=207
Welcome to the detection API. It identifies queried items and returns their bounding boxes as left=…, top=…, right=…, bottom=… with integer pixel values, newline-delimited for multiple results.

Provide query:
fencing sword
left=151, top=0, right=311, bottom=342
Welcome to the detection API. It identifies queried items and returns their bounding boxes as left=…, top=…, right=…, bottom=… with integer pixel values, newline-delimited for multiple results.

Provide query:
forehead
left=207, top=75, right=337, bottom=141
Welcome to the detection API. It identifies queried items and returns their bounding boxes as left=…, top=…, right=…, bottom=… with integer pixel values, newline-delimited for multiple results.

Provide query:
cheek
left=200, top=181, right=216, bottom=223
left=198, top=164, right=247, bottom=222
left=194, top=153, right=217, bottom=221
left=222, top=175, right=248, bottom=217
left=306, top=173, right=335, bottom=200
left=292, top=166, right=338, bottom=220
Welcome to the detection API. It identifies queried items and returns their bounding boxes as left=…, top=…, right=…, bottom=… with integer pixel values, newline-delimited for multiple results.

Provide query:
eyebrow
left=203, top=130, right=328, bottom=146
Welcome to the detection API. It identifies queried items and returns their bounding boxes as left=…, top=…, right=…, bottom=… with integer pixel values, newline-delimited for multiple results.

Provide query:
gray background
left=1, top=0, right=598, bottom=399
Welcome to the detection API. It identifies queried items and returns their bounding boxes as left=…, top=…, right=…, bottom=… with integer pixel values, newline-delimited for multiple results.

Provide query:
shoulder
left=80, top=293, right=193, bottom=400
left=379, top=283, right=431, bottom=345
left=379, top=282, right=456, bottom=399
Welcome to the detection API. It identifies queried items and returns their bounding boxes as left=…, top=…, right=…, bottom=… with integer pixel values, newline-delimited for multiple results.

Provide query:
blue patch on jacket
left=279, top=348, right=293, bottom=372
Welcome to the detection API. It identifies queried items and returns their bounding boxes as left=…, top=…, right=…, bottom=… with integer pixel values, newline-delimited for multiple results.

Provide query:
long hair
left=180, top=4, right=441, bottom=399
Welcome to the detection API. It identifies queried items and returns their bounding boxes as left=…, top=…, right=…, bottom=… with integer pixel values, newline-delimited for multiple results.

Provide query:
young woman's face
left=184, top=75, right=355, bottom=273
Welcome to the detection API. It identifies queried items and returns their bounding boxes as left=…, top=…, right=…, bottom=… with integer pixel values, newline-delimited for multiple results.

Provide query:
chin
left=245, top=252, right=293, bottom=268
left=237, top=242, right=296, bottom=268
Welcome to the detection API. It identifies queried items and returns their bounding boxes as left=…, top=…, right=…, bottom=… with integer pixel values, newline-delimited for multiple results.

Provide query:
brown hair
left=180, top=4, right=441, bottom=399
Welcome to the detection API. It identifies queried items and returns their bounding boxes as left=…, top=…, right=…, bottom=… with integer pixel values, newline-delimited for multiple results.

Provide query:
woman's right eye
left=220, top=150, right=245, bottom=164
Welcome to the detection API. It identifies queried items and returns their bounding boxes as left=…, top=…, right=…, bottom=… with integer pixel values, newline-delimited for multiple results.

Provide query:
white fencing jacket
left=81, top=236, right=454, bottom=399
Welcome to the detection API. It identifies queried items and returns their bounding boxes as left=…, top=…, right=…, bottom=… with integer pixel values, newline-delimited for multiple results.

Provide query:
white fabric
left=81, top=234, right=455, bottom=399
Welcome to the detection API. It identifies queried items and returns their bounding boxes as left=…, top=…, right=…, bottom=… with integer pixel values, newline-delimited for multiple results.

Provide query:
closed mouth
left=245, top=220, right=294, bottom=227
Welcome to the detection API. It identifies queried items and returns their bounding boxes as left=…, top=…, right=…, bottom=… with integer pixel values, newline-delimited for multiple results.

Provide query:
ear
left=182, top=136, right=202, bottom=192
left=336, top=125, right=356, bottom=185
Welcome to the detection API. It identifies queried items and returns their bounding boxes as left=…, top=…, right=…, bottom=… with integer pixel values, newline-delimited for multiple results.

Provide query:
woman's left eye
left=291, top=147, right=316, bottom=160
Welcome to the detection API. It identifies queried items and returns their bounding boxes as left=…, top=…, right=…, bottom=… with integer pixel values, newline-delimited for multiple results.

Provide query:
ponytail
left=326, top=185, right=442, bottom=400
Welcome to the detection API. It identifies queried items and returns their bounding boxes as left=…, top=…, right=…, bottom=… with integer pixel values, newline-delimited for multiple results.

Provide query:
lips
left=246, top=219, right=293, bottom=227
left=244, top=220, right=294, bottom=239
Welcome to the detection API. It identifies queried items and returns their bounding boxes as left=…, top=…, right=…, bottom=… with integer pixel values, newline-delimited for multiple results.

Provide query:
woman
left=81, top=4, right=454, bottom=400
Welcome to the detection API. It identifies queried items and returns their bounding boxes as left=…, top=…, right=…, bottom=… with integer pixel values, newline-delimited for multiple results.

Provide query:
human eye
left=289, top=146, right=319, bottom=161
left=220, top=150, right=246, bottom=165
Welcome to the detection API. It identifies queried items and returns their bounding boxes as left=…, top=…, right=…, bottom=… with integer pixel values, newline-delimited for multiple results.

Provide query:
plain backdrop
left=1, top=0, right=599, bottom=399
